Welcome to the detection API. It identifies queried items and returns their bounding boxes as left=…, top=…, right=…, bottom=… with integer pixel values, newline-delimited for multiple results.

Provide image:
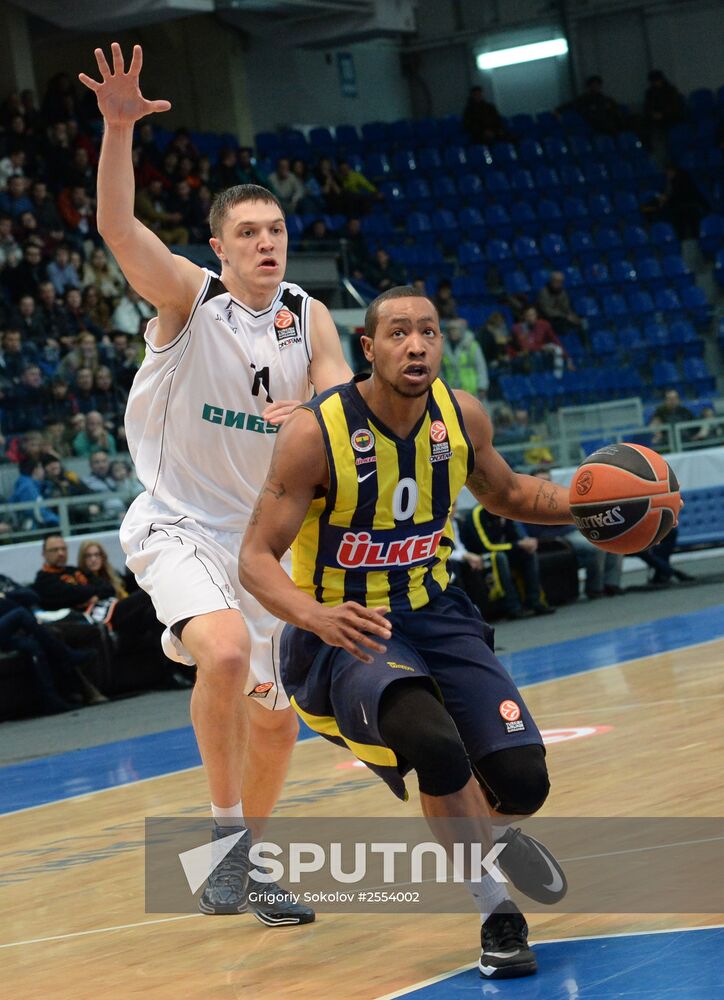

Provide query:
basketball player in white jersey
left=79, top=43, right=351, bottom=923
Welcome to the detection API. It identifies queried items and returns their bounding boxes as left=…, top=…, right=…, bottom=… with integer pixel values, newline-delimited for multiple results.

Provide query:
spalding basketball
left=569, top=443, right=681, bottom=554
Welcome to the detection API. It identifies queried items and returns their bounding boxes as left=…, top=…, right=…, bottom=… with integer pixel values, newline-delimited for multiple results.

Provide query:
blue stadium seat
left=457, top=206, right=485, bottom=241
left=510, top=201, right=538, bottom=231
left=540, top=232, right=569, bottom=263
left=623, top=224, right=650, bottom=251
left=503, top=270, right=531, bottom=296
left=588, top=193, right=614, bottom=219
left=662, top=255, right=694, bottom=289
left=636, top=256, right=665, bottom=289
left=309, top=127, right=335, bottom=154
left=510, top=114, right=537, bottom=137
left=537, top=199, right=563, bottom=226
left=562, top=196, right=588, bottom=224
left=458, top=173, right=483, bottom=200
left=595, top=226, right=623, bottom=256
left=465, top=145, right=493, bottom=171
left=360, top=213, right=395, bottom=238
left=582, top=162, right=609, bottom=188
left=255, top=131, right=281, bottom=158
left=560, top=163, right=586, bottom=190
left=654, top=288, right=683, bottom=315
left=617, top=131, right=643, bottom=155
left=543, top=136, right=569, bottom=161
left=529, top=266, right=551, bottom=291
left=627, top=290, right=655, bottom=317
left=484, top=203, right=512, bottom=237
left=680, top=286, right=711, bottom=327
left=405, top=178, right=432, bottom=212
left=562, top=264, right=584, bottom=288
left=517, top=139, right=545, bottom=164
left=569, top=136, right=593, bottom=159
left=432, top=175, right=459, bottom=209
left=652, top=359, right=679, bottom=389
left=364, top=153, right=391, bottom=181
left=443, top=145, right=468, bottom=174
left=439, top=114, right=465, bottom=141
left=559, top=333, right=585, bottom=362
left=592, top=135, right=616, bottom=158
left=512, top=235, right=541, bottom=263
left=491, top=142, right=517, bottom=167
left=485, top=171, right=511, bottom=196
left=361, top=121, right=388, bottom=147
left=406, top=212, right=432, bottom=237
left=486, top=239, right=513, bottom=267
left=392, top=149, right=417, bottom=176
left=584, top=262, right=611, bottom=289
left=591, top=329, right=618, bottom=358
left=335, top=124, right=362, bottom=151
left=457, top=305, right=490, bottom=330
left=650, top=221, right=678, bottom=250
left=613, top=191, right=640, bottom=220
left=610, top=259, right=638, bottom=286
left=431, top=209, right=459, bottom=251
left=285, top=214, right=305, bottom=241
left=609, top=161, right=637, bottom=190
left=379, top=181, right=406, bottom=219
left=699, top=215, right=724, bottom=256
left=458, top=241, right=484, bottom=268
left=510, top=168, right=535, bottom=195
left=714, top=249, right=724, bottom=288
left=570, top=294, right=600, bottom=321
left=569, top=229, right=596, bottom=260
left=682, top=357, right=716, bottom=394
left=534, top=165, right=561, bottom=193
left=417, top=147, right=443, bottom=175
left=602, top=292, right=628, bottom=322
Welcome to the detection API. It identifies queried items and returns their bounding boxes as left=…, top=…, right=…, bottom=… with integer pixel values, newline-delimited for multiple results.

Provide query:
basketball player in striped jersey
left=240, top=286, right=573, bottom=977
left=79, top=44, right=351, bottom=924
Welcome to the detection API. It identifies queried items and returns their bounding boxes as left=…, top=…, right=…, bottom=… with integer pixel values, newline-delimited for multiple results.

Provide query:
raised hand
left=78, top=43, right=171, bottom=126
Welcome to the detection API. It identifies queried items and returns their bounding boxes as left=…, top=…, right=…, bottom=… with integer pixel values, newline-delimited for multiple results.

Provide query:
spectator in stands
left=563, top=76, right=624, bottom=134
left=301, top=218, right=331, bottom=252
left=0, top=175, right=33, bottom=218
left=238, top=148, right=267, bottom=187
left=134, top=177, right=188, bottom=245
left=480, top=311, right=513, bottom=369
left=434, top=279, right=458, bottom=320
left=59, top=333, right=100, bottom=383
left=512, top=305, right=573, bottom=376
left=111, top=285, right=154, bottom=336
left=72, top=410, right=117, bottom=457
left=83, top=450, right=125, bottom=520
left=34, top=534, right=105, bottom=612
left=644, top=70, right=684, bottom=133
left=6, top=242, right=47, bottom=300
left=0, top=214, right=22, bottom=270
left=29, top=180, right=64, bottom=236
left=169, top=179, right=209, bottom=243
left=42, top=73, right=77, bottom=125
left=315, top=157, right=344, bottom=214
left=37, top=281, right=71, bottom=344
left=13, top=294, right=46, bottom=346
left=81, top=285, right=111, bottom=333
left=4, top=427, right=48, bottom=465
left=47, top=244, right=81, bottom=296
left=42, top=418, right=73, bottom=459
left=537, top=271, right=583, bottom=337
left=691, top=405, right=723, bottom=444
left=106, top=331, right=140, bottom=391
left=525, top=468, right=624, bottom=597
left=337, top=160, right=380, bottom=214
left=448, top=500, right=491, bottom=617
left=136, top=122, right=162, bottom=168
left=0, top=594, right=96, bottom=713
left=0, top=329, right=38, bottom=382
left=493, top=404, right=528, bottom=446
left=109, top=458, right=143, bottom=504
left=43, top=375, right=78, bottom=424
left=364, top=248, right=406, bottom=292
left=4, top=363, right=47, bottom=433
left=635, top=527, right=694, bottom=586
left=68, top=368, right=95, bottom=414
left=649, top=388, right=695, bottom=445
left=166, top=127, right=199, bottom=163
left=57, top=184, right=97, bottom=246
left=441, top=318, right=489, bottom=399
left=291, top=158, right=325, bottom=215
left=462, top=86, right=508, bottom=145
left=9, top=457, right=59, bottom=530
left=0, top=147, right=27, bottom=189
left=267, top=157, right=304, bottom=214
left=338, top=217, right=371, bottom=279
left=42, top=454, right=99, bottom=524
left=92, top=365, right=126, bottom=429
left=459, top=504, right=555, bottom=619
left=643, top=164, right=709, bottom=241
left=82, top=246, right=125, bottom=301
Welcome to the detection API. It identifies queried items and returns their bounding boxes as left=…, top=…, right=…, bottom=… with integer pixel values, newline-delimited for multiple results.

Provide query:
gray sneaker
left=198, top=823, right=251, bottom=915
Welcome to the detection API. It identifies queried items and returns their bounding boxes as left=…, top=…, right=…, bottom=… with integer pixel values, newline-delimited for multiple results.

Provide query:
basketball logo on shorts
left=499, top=700, right=521, bottom=722
left=274, top=308, right=294, bottom=330
left=249, top=681, right=274, bottom=699
left=430, top=420, right=447, bottom=444
left=576, top=471, right=593, bottom=495
left=351, top=428, right=375, bottom=453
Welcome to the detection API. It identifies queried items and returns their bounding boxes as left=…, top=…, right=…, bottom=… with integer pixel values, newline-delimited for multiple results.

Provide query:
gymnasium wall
left=408, top=0, right=723, bottom=119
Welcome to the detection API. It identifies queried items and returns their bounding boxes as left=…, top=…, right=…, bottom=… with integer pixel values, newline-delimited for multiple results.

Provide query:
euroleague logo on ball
left=430, top=420, right=448, bottom=444
left=499, top=700, right=521, bottom=722
left=274, top=308, right=295, bottom=330
left=576, top=471, right=594, bottom=495
left=351, top=428, right=375, bottom=453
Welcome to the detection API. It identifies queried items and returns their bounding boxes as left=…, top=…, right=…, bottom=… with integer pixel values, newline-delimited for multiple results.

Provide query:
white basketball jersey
left=124, top=269, right=313, bottom=530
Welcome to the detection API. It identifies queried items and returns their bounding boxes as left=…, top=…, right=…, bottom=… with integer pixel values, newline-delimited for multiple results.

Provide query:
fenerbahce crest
left=273, top=308, right=302, bottom=351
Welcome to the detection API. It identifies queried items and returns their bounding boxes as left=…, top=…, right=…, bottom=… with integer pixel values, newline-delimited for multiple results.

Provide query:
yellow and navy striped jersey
left=292, top=375, right=474, bottom=612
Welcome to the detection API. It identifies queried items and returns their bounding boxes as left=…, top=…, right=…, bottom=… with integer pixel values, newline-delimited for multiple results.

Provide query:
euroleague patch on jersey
left=500, top=699, right=525, bottom=733
left=429, top=420, right=452, bottom=463
left=249, top=681, right=274, bottom=699
left=351, top=428, right=375, bottom=453
left=273, top=308, right=301, bottom=350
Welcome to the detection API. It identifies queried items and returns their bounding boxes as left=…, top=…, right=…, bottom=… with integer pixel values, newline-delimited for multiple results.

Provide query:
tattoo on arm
left=533, top=481, right=560, bottom=513
left=248, top=479, right=286, bottom=529
left=468, top=468, right=493, bottom=495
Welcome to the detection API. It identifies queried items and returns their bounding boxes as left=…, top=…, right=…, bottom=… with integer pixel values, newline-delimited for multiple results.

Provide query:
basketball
left=569, top=443, right=682, bottom=554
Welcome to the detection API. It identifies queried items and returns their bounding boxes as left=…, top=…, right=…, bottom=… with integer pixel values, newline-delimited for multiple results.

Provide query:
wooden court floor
left=1, top=638, right=723, bottom=1000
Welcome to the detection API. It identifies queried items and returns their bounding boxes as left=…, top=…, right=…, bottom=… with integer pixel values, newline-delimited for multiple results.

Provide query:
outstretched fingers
left=128, top=44, right=143, bottom=77
left=78, top=72, right=100, bottom=93
left=111, top=41, right=125, bottom=75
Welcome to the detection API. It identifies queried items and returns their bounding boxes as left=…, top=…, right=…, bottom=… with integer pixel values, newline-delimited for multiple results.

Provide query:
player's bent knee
left=474, top=744, right=550, bottom=816
left=249, top=704, right=299, bottom=745
left=195, top=646, right=249, bottom=688
left=378, top=680, right=472, bottom=797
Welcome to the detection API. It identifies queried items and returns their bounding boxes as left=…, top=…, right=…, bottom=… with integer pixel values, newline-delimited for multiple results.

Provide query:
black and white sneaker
left=198, top=823, right=251, bottom=915
left=248, top=877, right=316, bottom=927
left=479, top=902, right=537, bottom=979
left=496, top=827, right=568, bottom=905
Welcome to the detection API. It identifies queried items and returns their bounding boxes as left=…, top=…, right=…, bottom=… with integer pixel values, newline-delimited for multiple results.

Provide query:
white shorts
left=120, top=494, right=290, bottom=711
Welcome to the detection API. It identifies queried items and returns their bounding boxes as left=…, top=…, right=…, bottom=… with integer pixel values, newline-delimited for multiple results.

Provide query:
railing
left=0, top=492, right=127, bottom=544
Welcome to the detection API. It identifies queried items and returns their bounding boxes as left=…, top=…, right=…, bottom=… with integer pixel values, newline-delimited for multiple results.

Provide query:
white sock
left=211, top=800, right=244, bottom=826
left=465, top=871, right=511, bottom=925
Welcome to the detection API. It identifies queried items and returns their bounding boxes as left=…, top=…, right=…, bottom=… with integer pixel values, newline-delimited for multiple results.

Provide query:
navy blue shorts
left=280, top=587, right=543, bottom=800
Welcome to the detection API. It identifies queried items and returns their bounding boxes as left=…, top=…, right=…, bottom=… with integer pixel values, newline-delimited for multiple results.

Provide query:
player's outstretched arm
left=79, top=43, right=201, bottom=336
left=239, top=408, right=390, bottom=662
left=455, top=390, right=573, bottom=525
left=308, top=299, right=353, bottom=392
